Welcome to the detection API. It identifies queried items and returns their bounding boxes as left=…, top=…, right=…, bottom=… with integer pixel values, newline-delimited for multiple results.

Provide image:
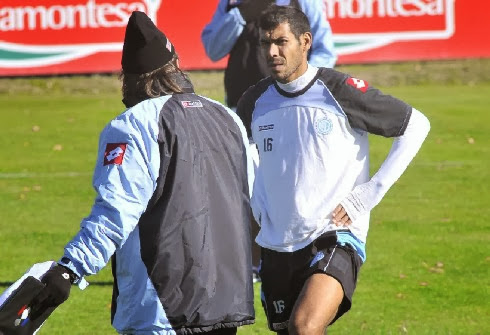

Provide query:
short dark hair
left=120, top=55, right=186, bottom=107
left=259, top=5, right=311, bottom=40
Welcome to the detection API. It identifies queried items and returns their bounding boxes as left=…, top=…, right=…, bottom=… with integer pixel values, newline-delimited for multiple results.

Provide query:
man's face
left=260, top=22, right=311, bottom=84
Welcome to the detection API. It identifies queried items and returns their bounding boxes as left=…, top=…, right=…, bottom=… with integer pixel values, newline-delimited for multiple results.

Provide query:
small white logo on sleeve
left=346, top=77, right=369, bottom=92
left=106, top=147, right=124, bottom=161
left=104, top=143, right=128, bottom=166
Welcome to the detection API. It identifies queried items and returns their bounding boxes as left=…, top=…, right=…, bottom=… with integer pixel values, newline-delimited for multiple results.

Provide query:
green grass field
left=0, top=60, right=489, bottom=334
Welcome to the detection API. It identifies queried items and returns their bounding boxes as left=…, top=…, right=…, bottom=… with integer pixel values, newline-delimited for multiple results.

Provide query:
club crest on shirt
left=104, top=143, right=127, bottom=166
left=314, top=117, right=333, bottom=136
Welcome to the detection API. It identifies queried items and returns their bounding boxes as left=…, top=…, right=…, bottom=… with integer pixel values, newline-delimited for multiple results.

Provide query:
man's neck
left=276, top=64, right=318, bottom=93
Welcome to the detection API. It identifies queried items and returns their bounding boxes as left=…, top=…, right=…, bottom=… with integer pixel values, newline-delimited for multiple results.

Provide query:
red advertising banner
left=0, top=0, right=489, bottom=76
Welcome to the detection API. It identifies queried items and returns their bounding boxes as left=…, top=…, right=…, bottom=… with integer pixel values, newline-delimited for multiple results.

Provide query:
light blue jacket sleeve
left=201, top=0, right=246, bottom=61
left=300, top=0, right=337, bottom=68
left=61, top=98, right=165, bottom=279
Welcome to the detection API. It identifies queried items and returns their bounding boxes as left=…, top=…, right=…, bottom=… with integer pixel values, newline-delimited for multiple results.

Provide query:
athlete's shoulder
left=316, top=67, right=350, bottom=87
left=236, top=77, right=275, bottom=136
left=123, top=96, right=171, bottom=118
left=244, top=76, right=275, bottom=100
left=316, top=67, right=377, bottom=100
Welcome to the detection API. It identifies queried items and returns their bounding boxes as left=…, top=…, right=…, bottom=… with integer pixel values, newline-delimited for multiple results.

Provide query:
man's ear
left=301, top=32, right=313, bottom=52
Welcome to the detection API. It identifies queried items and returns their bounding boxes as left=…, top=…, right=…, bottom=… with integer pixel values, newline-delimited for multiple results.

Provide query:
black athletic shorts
left=259, top=230, right=363, bottom=331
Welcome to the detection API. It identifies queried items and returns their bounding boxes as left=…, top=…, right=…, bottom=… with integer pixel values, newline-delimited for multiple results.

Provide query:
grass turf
left=0, top=61, right=489, bottom=334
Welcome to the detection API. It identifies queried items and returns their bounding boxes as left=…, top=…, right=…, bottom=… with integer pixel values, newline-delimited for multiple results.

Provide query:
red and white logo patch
left=104, top=143, right=127, bottom=166
left=346, top=77, right=369, bottom=93
left=182, top=100, right=203, bottom=108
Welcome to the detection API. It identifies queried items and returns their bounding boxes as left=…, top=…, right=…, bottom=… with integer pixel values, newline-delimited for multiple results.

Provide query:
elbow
left=201, top=35, right=223, bottom=62
left=203, top=46, right=224, bottom=62
left=208, top=53, right=223, bottom=62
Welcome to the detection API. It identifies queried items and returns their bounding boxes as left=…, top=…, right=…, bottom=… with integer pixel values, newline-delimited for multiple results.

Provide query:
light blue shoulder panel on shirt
left=62, top=96, right=169, bottom=279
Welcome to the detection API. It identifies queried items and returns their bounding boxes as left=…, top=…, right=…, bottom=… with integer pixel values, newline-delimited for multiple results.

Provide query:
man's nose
left=268, top=43, right=279, bottom=57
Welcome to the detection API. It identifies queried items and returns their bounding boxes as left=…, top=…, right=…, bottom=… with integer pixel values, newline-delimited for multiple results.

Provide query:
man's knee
left=288, top=311, right=333, bottom=335
left=289, top=320, right=325, bottom=335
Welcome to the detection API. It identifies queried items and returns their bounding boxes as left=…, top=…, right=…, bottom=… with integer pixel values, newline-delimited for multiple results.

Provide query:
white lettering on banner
left=0, top=0, right=162, bottom=31
left=328, top=0, right=455, bottom=56
left=324, top=0, right=445, bottom=19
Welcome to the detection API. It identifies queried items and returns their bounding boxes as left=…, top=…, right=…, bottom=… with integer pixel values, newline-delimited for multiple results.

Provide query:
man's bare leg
left=288, top=273, right=343, bottom=335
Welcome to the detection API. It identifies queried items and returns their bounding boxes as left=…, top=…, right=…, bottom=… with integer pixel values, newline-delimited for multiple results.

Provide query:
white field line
left=0, top=172, right=91, bottom=179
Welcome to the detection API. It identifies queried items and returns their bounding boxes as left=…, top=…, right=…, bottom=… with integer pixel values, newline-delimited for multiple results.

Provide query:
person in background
left=28, top=11, right=256, bottom=335
left=237, top=5, right=430, bottom=334
left=202, top=0, right=336, bottom=110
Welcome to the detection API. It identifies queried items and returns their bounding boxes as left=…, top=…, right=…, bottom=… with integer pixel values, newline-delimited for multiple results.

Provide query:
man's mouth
left=268, top=62, right=284, bottom=70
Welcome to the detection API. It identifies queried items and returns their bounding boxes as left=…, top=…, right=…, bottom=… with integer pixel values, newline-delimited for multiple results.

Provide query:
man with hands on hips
left=237, top=5, right=430, bottom=334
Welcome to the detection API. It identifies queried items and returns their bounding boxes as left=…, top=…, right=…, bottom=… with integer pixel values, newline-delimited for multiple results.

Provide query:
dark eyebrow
left=260, top=37, right=287, bottom=44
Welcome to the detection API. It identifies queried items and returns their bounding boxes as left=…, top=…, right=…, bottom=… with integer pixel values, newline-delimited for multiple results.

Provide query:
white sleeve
left=340, top=108, right=430, bottom=221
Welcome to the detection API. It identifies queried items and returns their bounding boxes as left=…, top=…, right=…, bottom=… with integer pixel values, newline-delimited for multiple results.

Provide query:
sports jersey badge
left=104, top=143, right=127, bottom=166
left=315, top=117, right=333, bottom=135
left=346, top=77, right=369, bottom=93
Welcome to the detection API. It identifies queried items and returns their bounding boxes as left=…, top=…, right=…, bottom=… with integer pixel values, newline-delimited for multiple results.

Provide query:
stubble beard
left=273, top=49, right=304, bottom=84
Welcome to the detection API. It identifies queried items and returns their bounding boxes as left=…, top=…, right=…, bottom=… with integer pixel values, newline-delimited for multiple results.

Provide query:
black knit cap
left=121, top=11, right=176, bottom=74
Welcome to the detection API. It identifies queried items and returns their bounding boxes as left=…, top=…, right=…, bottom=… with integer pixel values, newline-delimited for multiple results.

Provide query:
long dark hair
left=120, top=55, right=187, bottom=107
